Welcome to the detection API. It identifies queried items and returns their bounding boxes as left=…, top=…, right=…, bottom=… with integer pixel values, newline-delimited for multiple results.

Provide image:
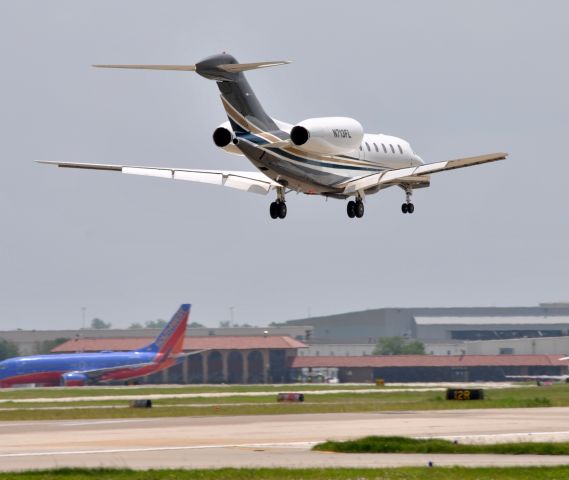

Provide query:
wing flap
left=174, top=170, right=223, bottom=185
left=123, top=167, right=173, bottom=179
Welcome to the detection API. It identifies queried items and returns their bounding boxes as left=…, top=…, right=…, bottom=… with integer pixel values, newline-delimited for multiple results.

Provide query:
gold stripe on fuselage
left=221, top=95, right=383, bottom=171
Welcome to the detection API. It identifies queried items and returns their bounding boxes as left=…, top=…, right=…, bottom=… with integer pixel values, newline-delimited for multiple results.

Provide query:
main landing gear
left=269, top=201, right=287, bottom=219
left=269, top=188, right=287, bottom=220
left=347, top=199, right=364, bottom=219
left=401, top=187, right=415, bottom=214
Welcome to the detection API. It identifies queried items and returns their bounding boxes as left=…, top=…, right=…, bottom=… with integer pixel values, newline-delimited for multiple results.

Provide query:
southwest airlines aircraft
left=0, top=304, right=190, bottom=387
left=39, top=53, right=507, bottom=219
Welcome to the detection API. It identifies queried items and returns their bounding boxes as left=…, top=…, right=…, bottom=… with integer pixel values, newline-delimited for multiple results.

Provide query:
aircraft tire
left=355, top=201, right=364, bottom=218
left=278, top=202, right=287, bottom=219
left=347, top=201, right=356, bottom=218
left=269, top=202, right=279, bottom=219
left=407, top=203, right=415, bottom=214
left=401, top=203, right=408, bottom=214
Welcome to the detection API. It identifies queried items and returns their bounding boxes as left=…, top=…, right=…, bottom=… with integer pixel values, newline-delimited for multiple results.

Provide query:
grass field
left=3, top=467, right=569, bottom=480
left=313, top=436, right=569, bottom=455
left=0, top=383, right=566, bottom=421
left=0, top=384, right=388, bottom=400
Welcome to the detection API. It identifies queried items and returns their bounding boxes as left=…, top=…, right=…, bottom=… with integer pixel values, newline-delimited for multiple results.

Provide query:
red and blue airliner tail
left=138, top=304, right=190, bottom=358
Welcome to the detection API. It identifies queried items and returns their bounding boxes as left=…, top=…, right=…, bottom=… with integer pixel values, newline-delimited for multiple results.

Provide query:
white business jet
left=39, top=53, right=507, bottom=219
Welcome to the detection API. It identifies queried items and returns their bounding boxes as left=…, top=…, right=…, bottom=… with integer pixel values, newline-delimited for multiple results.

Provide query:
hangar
left=292, top=354, right=569, bottom=383
left=53, top=335, right=306, bottom=384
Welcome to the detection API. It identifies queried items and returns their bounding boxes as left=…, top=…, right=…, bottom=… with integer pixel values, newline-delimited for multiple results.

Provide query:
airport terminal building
left=285, top=303, right=569, bottom=344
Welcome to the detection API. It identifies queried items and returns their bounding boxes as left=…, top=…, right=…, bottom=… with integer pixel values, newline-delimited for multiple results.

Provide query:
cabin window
left=382, top=143, right=387, bottom=153
left=390, top=144, right=395, bottom=154
left=365, top=142, right=370, bottom=151
left=398, top=144, right=403, bottom=154
left=373, top=143, right=378, bottom=152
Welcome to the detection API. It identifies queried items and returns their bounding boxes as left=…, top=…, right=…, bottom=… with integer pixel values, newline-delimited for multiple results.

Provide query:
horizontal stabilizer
left=217, top=61, right=290, bottom=73
left=92, top=61, right=290, bottom=74
left=93, top=64, right=197, bottom=71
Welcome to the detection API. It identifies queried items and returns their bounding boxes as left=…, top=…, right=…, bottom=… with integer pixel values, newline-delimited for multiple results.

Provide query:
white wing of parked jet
left=36, top=161, right=282, bottom=195
left=342, top=152, right=508, bottom=194
left=69, top=362, right=157, bottom=383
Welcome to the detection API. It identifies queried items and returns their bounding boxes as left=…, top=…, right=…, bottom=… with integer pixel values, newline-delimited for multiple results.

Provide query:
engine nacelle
left=61, top=372, right=88, bottom=387
left=212, top=121, right=242, bottom=156
left=290, top=117, right=363, bottom=155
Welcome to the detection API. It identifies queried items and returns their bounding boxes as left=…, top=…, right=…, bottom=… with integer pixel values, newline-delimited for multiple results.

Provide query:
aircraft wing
left=36, top=161, right=282, bottom=195
left=72, top=362, right=157, bottom=382
left=342, top=152, right=508, bottom=194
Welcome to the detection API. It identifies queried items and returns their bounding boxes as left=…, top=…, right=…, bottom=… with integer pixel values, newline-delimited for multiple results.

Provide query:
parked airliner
left=0, top=304, right=190, bottom=387
left=38, top=53, right=507, bottom=219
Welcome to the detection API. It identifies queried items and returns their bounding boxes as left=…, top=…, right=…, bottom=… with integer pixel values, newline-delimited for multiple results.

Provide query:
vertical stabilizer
left=195, top=53, right=280, bottom=134
left=138, top=304, right=190, bottom=358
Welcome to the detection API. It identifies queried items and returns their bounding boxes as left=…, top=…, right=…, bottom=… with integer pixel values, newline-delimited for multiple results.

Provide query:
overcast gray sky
left=0, top=1, right=568, bottom=329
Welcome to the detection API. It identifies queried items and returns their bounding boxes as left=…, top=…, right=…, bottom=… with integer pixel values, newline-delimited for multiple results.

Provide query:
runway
left=2, top=408, right=569, bottom=471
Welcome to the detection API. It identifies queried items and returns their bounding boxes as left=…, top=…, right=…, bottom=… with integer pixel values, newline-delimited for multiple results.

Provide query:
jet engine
left=61, top=372, right=88, bottom=387
left=290, top=117, right=363, bottom=155
left=212, top=121, right=242, bottom=155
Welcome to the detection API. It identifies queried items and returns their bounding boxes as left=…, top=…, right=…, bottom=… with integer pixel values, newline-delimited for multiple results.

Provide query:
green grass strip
left=313, top=436, right=569, bottom=455
left=3, top=467, right=569, bottom=480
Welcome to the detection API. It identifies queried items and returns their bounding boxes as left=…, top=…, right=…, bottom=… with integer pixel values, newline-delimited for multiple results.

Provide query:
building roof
left=414, top=316, right=569, bottom=326
left=52, top=335, right=306, bottom=353
left=291, top=354, right=569, bottom=369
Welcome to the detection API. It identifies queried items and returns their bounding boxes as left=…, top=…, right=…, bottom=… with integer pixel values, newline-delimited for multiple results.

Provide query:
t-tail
left=93, top=53, right=290, bottom=136
left=137, top=304, right=190, bottom=359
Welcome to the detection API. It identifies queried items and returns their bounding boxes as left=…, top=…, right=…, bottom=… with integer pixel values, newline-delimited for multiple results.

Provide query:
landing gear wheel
left=401, top=203, right=408, bottom=214
left=269, top=202, right=279, bottom=219
left=278, top=202, right=287, bottom=219
left=347, top=201, right=356, bottom=218
left=355, top=201, right=364, bottom=218
left=407, top=203, right=415, bottom=214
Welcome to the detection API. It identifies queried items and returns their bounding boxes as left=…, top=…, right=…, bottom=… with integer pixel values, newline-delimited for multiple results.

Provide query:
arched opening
left=269, top=350, right=287, bottom=383
left=247, top=350, right=264, bottom=384
left=227, top=351, right=243, bottom=384
left=207, top=351, right=223, bottom=383
left=187, top=353, right=204, bottom=384
left=167, top=362, right=184, bottom=383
